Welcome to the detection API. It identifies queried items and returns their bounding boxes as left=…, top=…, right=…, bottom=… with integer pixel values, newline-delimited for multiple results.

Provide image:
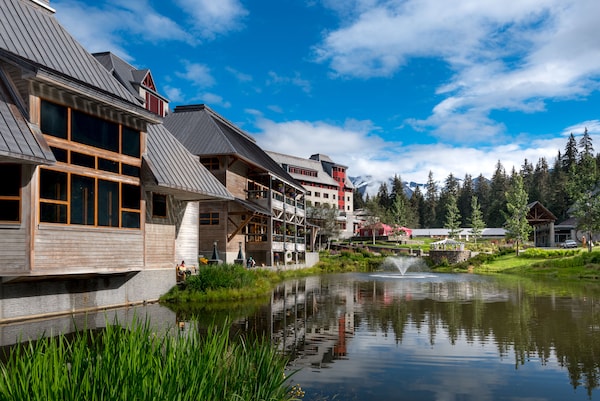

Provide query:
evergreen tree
left=563, top=133, right=578, bottom=172
left=436, top=173, right=460, bottom=227
left=488, top=161, right=508, bottom=227
left=548, top=152, right=570, bottom=220
left=531, top=157, right=550, bottom=205
left=376, top=182, right=391, bottom=211
left=468, top=196, right=486, bottom=244
left=423, top=171, right=437, bottom=228
left=457, top=174, right=474, bottom=226
left=579, top=127, right=594, bottom=158
left=521, top=159, right=534, bottom=199
left=503, top=174, right=532, bottom=254
left=410, top=185, right=425, bottom=228
left=353, top=188, right=366, bottom=210
left=444, top=193, right=462, bottom=238
left=474, top=174, right=491, bottom=225
left=568, top=148, right=599, bottom=252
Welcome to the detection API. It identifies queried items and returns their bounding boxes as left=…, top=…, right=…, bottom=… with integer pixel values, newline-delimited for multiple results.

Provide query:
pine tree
left=468, top=196, right=485, bottom=244
left=410, top=185, right=425, bottom=228
left=488, top=161, right=508, bottom=227
left=423, top=171, right=437, bottom=228
left=444, top=193, right=462, bottom=238
left=474, top=174, right=491, bottom=225
left=563, top=133, right=578, bottom=172
left=458, top=174, right=474, bottom=226
left=579, top=127, right=594, bottom=158
left=503, top=174, right=531, bottom=254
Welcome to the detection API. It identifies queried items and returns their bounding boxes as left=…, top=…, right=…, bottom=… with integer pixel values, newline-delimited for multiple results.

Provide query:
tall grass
left=0, top=318, right=298, bottom=401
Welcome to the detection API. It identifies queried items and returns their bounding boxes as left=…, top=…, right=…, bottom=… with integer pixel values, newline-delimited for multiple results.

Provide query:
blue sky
left=52, top=0, right=600, bottom=187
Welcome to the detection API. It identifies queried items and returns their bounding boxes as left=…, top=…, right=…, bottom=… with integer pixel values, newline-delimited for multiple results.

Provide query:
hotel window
left=0, top=164, right=21, bottom=223
left=200, top=212, right=219, bottom=225
left=152, top=193, right=167, bottom=218
left=39, top=100, right=142, bottom=229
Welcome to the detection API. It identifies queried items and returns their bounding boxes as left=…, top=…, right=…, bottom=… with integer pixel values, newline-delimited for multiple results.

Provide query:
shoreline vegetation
left=161, top=242, right=600, bottom=306
left=0, top=319, right=301, bottom=401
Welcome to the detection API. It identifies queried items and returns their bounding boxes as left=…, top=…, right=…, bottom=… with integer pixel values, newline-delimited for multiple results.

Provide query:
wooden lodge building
left=163, top=105, right=313, bottom=267
left=0, top=0, right=232, bottom=322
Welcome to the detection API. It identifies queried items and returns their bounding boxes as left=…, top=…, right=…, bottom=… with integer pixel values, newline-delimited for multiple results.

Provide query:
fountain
left=372, top=256, right=435, bottom=279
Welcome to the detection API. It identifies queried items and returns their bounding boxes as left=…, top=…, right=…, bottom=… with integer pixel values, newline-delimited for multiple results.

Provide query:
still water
left=1, top=264, right=599, bottom=401
left=231, top=269, right=600, bottom=401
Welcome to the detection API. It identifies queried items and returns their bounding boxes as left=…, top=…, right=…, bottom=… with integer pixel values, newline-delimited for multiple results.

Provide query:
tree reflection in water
left=235, top=273, right=600, bottom=401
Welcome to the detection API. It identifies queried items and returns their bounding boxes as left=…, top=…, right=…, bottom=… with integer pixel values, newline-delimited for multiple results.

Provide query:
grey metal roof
left=233, top=197, right=272, bottom=216
left=0, top=66, right=54, bottom=164
left=144, top=123, right=233, bottom=201
left=266, top=151, right=339, bottom=187
left=92, top=52, right=144, bottom=103
left=163, top=104, right=305, bottom=192
left=0, top=0, right=155, bottom=117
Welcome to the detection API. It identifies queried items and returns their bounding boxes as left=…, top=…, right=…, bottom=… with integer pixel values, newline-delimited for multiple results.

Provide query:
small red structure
left=358, top=223, right=412, bottom=237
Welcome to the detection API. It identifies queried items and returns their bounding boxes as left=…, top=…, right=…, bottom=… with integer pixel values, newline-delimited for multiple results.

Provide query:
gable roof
left=266, top=150, right=340, bottom=187
left=0, top=0, right=157, bottom=121
left=0, top=65, right=54, bottom=164
left=92, top=52, right=168, bottom=103
left=527, top=201, right=557, bottom=224
left=163, top=104, right=305, bottom=192
left=144, top=123, right=233, bottom=201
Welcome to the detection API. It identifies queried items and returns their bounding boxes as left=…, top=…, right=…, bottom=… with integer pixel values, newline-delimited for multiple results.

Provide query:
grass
left=0, top=317, right=299, bottom=401
left=161, top=251, right=385, bottom=306
left=441, top=246, right=600, bottom=280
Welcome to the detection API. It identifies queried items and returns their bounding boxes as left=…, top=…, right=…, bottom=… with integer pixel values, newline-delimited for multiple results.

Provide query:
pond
left=227, top=260, right=600, bottom=401
left=1, top=258, right=600, bottom=401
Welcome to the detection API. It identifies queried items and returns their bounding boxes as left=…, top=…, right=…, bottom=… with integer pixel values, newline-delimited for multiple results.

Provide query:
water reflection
left=2, top=273, right=599, bottom=401
left=234, top=273, right=600, bottom=401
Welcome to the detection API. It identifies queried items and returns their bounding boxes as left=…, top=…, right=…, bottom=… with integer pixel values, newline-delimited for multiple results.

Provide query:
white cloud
left=175, top=61, right=216, bottom=87
left=266, top=71, right=312, bottom=94
left=174, top=0, right=248, bottom=39
left=315, top=0, right=600, bottom=142
left=252, top=115, right=569, bottom=190
left=53, top=0, right=193, bottom=56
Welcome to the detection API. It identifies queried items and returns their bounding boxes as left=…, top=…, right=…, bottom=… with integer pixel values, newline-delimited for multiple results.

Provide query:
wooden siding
left=0, top=228, right=28, bottom=271
left=33, top=228, right=144, bottom=270
left=197, top=201, right=228, bottom=258
left=145, top=223, right=175, bottom=269
left=175, top=201, right=199, bottom=265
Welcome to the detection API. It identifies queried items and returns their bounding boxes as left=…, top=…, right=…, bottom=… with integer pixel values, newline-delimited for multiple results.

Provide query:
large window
left=0, top=164, right=21, bottom=223
left=39, top=100, right=142, bottom=229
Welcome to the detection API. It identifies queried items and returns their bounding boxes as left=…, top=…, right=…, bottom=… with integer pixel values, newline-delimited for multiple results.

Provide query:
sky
left=52, top=0, right=600, bottom=191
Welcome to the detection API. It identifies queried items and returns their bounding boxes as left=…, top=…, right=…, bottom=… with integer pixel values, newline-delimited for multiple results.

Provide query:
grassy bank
left=0, top=319, right=298, bottom=401
left=160, top=250, right=384, bottom=305
left=442, top=247, right=600, bottom=280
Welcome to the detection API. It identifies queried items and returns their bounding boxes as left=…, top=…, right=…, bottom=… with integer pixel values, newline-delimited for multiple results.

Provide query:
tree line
left=355, top=129, right=600, bottom=235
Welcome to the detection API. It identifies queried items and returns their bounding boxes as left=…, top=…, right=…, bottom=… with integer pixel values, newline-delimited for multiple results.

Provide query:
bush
left=184, top=264, right=257, bottom=293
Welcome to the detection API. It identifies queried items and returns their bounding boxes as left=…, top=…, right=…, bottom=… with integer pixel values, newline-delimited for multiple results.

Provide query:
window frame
left=0, top=164, right=22, bottom=223
left=39, top=100, right=142, bottom=229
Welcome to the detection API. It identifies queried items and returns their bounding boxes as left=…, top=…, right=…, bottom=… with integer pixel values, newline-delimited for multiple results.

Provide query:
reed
left=0, top=318, right=298, bottom=401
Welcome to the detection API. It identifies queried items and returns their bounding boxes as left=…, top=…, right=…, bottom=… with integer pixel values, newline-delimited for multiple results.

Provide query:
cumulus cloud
left=54, top=0, right=193, bottom=56
left=251, top=115, right=569, bottom=189
left=174, top=0, right=248, bottom=39
left=315, top=0, right=600, bottom=142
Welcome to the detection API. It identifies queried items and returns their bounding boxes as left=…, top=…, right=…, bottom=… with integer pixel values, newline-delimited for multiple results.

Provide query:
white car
left=562, top=239, right=578, bottom=248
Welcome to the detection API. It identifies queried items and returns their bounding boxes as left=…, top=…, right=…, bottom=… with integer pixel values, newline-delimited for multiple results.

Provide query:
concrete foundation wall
left=0, top=269, right=175, bottom=323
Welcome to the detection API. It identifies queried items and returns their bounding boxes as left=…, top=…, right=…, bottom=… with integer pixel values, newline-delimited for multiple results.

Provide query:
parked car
left=562, top=239, right=578, bottom=248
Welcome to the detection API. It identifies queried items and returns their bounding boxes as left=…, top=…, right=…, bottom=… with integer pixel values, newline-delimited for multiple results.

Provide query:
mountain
left=350, top=175, right=423, bottom=198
